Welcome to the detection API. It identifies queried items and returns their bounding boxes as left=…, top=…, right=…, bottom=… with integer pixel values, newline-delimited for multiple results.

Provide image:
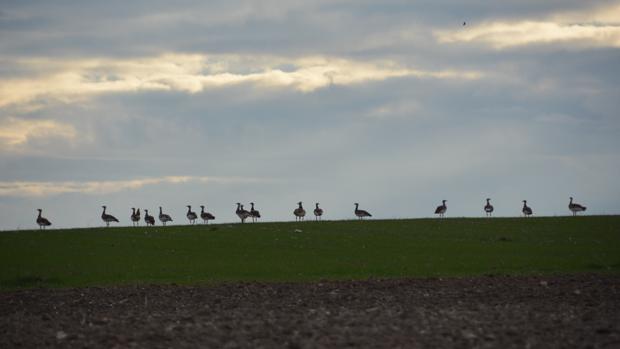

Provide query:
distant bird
left=236, top=203, right=251, bottom=223
left=569, top=197, right=587, bottom=216
left=144, top=209, right=155, bottom=226
left=294, top=202, right=306, bottom=221
left=186, top=205, right=198, bottom=224
left=463, top=21, right=467, bottom=26
left=522, top=200, right=533, bottom=217
left=36, top=209, right=51, bottom=229
left=159, top=206, right=173, bottom=226
left=131, top=208, right=140, bottom=227
left=200, top=205, right=215, bottom=224
left=314, top=203, right=324, bottom=221
left=101, top=205, right=119, bottom=227
left=354, top=203, right=372, bottom=220
left=484, top=198, right=494, bottom=217
left=434, top=200, right=447, bottom=218
left=249, top=202, right=261, bottom=223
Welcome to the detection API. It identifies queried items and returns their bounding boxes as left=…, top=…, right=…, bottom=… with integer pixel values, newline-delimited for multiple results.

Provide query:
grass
left=1, top=216, right=619, bottom=289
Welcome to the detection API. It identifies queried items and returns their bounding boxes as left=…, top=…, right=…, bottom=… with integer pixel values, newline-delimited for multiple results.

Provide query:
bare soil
left=1, top=274, right=619, bottom=348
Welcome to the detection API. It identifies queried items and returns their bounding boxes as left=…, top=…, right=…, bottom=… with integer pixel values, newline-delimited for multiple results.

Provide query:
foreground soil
left=1, top=274, right=619, bottom=348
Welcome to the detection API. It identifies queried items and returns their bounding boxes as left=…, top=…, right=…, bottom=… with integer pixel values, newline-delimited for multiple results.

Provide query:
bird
left=434, top=200, right=447, bottom=218
left=236, top=203, right=251, bottom=223
left=200, top=205, right=215, bottom=224
left=314, top=203, right=324, bottom=221
left=463, top=21, right=467, bottom=26
left=568, top=197, right=587, bottom=216
left=354, top=203, right=372, bottom=220
left=484, top=198, right=494, bottom=217
left=159, top=206, right=173, bottom=226
left=522, top=200, right=533, bottom=217
left=36, top=209, right=51, bottom=229
left=101, top=205, right=119, bottom=227
left=144, top=209, right=156, bottom=226
left=249, top=202, right=261, bottom=223
left=186, top=205, right=198, bottom=224
left=130, top=208, right=140, bottom=227
left=294, top=202, right=306, bottom=221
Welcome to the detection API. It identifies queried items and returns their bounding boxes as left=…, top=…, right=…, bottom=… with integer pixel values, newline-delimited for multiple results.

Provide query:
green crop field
left=1, top=216, right=619, bottom=289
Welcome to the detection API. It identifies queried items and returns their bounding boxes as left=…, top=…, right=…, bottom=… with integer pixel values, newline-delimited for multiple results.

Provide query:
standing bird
left=144, top=209, right=155, bottom=226
left=200, top=205, right=215, bottom=224
left=130, top=208, right=141, bottom=227
left=159, top=207, right=173, bottom=226
left=101, top=206, right=119, bottom=227
left=522, top=200, right=533, bottom=217
left=568, top=197, right=587, bottom=216
left=249, top=202, right=261, bottom=223
left=294, top=202, right=306, bottom=221
left=354, top=203, right=372, bottom=220
left=186, top=205, right=198, bottom=225
left=434, top=200, right=447, bottom=218
left=314, top=203, right=324, bottom=221
left=36, top=209, right=52, bottom=229
left=484, top=198, right=494, bottom=217
left=236, top=203, right=251, bottom=223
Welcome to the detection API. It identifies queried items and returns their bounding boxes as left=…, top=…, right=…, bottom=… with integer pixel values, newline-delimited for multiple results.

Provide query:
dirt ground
left=1, top=274, right=619, bottom=348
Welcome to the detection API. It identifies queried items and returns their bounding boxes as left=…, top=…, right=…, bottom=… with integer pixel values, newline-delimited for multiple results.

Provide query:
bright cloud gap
left=0, top=54, right=482, bottom=108
left=0, top=176, right=265, bottom=197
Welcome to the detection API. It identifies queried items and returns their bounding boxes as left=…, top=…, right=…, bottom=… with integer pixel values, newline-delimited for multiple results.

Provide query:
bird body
left=435, top=200, right=447, bottom=218
left=314, top=203, right=324, bottom=221
left=569, top=197, right=587, bottom=216
left=294, top=202, right=306, bottom=221
left=186, top=205, right=198, bottom=224
left=144, top=209, right=155, bottom=226
left=36, top=209, right=52, bottom=229
left=236, top=203, right=251, bottom=223
left=522, top=200, right=533, bottom=217
left=131, top=208, right=140, bottom=226
left=249, top=202, right=261, bottom=223
left=101, top=206, right=119, bottom=227
left=200, top=205, right=215, bottom=224
left=159, top=207, right=173, bottom=226
left=484, top=198, right=494, bottom=217
left=354, top=203, right=372, bottom=220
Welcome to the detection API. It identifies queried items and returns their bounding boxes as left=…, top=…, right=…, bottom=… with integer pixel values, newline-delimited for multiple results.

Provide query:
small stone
left=56, top=331, right=67, bottom=340
left=294, top=229, right=302, bottom=233
left=540, top=281, right=548, bottom=287
left=574, top=289, right=582, bottom=295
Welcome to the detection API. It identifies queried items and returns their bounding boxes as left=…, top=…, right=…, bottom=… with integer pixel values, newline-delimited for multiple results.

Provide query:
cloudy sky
left=1, top=0, right=619, bottom=229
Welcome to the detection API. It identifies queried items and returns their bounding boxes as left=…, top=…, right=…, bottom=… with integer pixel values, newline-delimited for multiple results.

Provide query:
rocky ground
left=1, top=274, right=619, bottom=348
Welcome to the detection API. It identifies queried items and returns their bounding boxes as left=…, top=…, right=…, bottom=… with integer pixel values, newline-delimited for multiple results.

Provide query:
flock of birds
left=35, top=197, right=588, bottom=229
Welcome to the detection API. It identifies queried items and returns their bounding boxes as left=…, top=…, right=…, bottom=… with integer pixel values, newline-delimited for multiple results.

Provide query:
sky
left=1, top=0, right=619, bottom=230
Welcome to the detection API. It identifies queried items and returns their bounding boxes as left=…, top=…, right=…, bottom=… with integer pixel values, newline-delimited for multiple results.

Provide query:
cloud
left=0, top=54, right=482, bottom=108
left=0, top=175, right=265, bottom=197
left=435, top=2, right=620, bottom=49
left=0, top=117, right=77, bottom=148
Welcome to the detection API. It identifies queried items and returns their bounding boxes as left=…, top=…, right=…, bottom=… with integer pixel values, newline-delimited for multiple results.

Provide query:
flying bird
left=354, top=203, right=372, bottom=220
left=36, top=209, right=52, bottom=229
left=434, top=200, right=447, bottom=218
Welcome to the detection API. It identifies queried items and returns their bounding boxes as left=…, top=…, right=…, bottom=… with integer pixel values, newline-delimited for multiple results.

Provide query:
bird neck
left=201, top=206, right=205, bottom=213
left=37, top=210, right=42, bottom=218
left=187, top=206, right=191, bottom=213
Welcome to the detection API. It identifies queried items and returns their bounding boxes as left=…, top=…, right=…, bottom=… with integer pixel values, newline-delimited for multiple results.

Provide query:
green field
left=1, top=216, right=619, bottom=289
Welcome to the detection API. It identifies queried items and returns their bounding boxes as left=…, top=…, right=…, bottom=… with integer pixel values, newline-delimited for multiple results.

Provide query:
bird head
left=102, top=205, right=106, bottom=209
left=37, top=208, right=42, bottom=212
left=200, top=205, right=204, bottom=208
left=486, top=198, right=490, bottom=201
